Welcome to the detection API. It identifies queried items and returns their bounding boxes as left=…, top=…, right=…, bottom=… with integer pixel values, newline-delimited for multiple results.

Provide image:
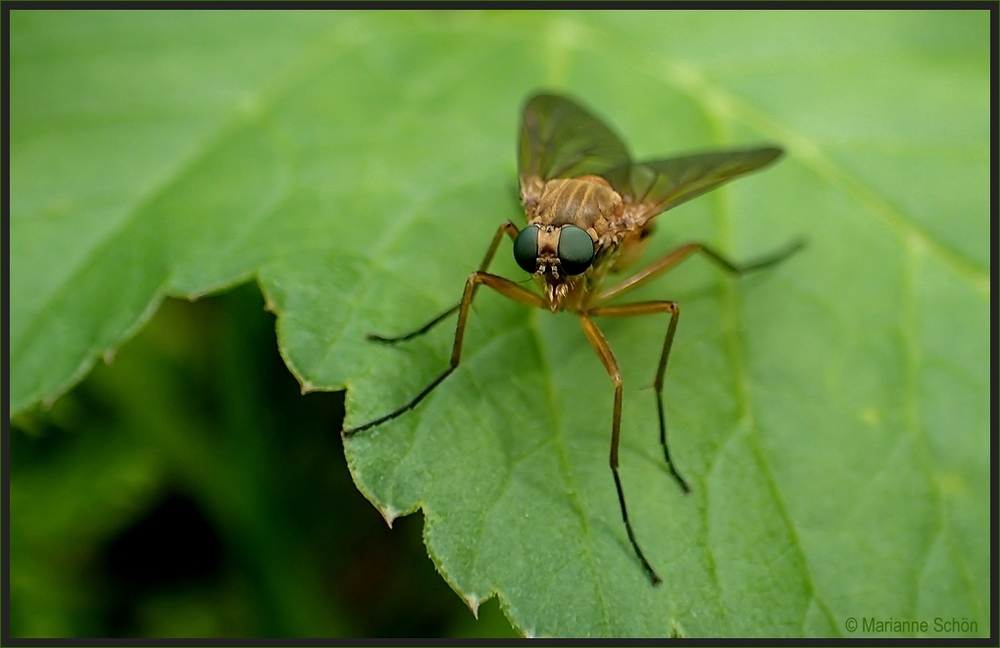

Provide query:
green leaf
left=10, top=11, right=989, bottom=637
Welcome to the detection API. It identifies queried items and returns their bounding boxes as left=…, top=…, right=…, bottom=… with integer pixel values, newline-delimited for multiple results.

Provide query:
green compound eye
left=513, top=225, right=540, bottom=274
left=557, top=225, right=595, bottom=275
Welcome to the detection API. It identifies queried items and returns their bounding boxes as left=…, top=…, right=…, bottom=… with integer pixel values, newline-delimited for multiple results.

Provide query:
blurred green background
left=10, top=283, right=519, bottom=637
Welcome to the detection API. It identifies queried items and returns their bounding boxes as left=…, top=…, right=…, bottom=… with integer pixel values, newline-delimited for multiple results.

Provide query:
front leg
left=368, top=221, right=521, bottom=344
left=343, top=271, right=543, bottom=437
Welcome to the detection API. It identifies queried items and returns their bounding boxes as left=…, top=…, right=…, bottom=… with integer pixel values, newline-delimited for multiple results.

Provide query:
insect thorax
left=532, top=176, right=623, bottom=246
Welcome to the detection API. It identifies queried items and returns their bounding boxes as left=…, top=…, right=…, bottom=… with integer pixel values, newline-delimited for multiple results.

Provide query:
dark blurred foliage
left=8, top=282, right=519, bottom=638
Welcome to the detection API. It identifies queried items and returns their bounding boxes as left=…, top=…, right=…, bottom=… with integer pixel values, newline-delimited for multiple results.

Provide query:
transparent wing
left=518, top=94, right=631, bottom=203
left=601, top=147, right=783, bottom=224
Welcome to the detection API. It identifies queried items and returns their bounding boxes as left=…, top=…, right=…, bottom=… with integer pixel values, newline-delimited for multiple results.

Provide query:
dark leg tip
left=775, top=237, right=807, bottom=263
left=367, top=332, right=406, bottom=344
left=667, top=464, right=691, bottom=494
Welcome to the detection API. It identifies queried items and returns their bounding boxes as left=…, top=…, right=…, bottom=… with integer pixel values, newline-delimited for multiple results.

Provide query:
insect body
left=342, top=93, right=802, bottom=585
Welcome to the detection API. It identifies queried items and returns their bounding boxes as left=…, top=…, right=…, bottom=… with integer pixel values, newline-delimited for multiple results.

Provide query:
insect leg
left=590, top=301, right=688, bottom=493
left=369, top=221, right=522, bottom=343
left=579, top=314, right=662, bottom=586
left=366, top=304, right=460, bottom=344
left=343, top=271, right=542, bottom=437
left=595, top=238, right=804, bottom=304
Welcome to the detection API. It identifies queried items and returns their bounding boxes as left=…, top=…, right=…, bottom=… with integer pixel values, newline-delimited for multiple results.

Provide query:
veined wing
left=602, top=147, right=783, bottom=225
left=518, top=94, right=631, bottom=205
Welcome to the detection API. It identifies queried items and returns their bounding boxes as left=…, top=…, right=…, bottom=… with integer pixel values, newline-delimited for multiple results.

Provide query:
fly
left=342, top=93, right=803, bottom=585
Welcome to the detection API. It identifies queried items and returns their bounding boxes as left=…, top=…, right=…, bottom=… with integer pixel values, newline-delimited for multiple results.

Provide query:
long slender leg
left=596, top=238, right=804, bottom=304
left=369, top=221, right=521, bottom=343
left=343, top=272, right=543, bottom=437
left=579, top=314, right=662, bottom=586
left=367, top=304, right=460, bottom=344
left=590, top=301, right=687, bottom=493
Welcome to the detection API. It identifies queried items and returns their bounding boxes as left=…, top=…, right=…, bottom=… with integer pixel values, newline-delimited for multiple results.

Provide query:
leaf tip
left=463, top=593, right=484, bottom=619
left=379, top=506, right=401, bottom=528
left=300, top=381, right=315, bottom=395
left=103, top=348, right=116, bottom=364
